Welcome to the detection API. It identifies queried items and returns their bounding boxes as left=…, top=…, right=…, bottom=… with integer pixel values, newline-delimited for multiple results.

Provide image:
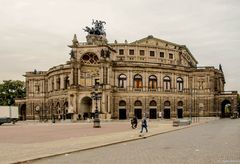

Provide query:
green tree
left=0, top=80, right=26, bottom=106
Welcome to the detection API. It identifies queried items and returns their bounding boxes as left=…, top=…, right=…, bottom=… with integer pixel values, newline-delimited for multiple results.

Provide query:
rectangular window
left=150, top=51, right=155, bottom=57
left=160, top=52, right=164, bottom=58
left=119, top=49, right=124, bottom=55
left=140, top=50, right=145, bottom=56
left=169, top=53, right=173, bottom=59
left=129, top=49, right=134, bottom=55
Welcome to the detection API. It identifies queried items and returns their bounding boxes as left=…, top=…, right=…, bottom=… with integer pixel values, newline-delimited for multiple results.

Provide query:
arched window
left=149, top=100, right=157, bottom=106
left=56, top=102, right=61, bottom=114
left=164, top=101, right=171, bottom=107
left=177, top=101, right=183, bottom=107
left=63, top=102, right=68, bottom=120
left=51, top=78, right=54, bottom=91
left=119, top=100, right=126, bottom=106
left=134, top=74, right=142, bottom=88
left=134, top=100, right=142, bottom=106
left=56, top=77, right=60, bottom=90
left=176, top=77, right=183, bottom=91
left=163, top=76, right=171, bottom=90
left=80, top=53, right=99, bottom=65
left=64, top=76, right=70, bottom=89
left=149, top=75, right=157, bottom=89
left=118, top=74, right=127, bottom=88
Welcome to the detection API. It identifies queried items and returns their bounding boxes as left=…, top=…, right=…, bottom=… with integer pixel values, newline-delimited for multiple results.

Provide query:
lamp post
left=91, top=84, right=102, bottom=128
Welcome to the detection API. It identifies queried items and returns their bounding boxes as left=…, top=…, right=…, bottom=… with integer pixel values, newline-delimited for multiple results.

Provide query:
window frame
left=160, top=52, right=164, bottom=58
left=119, top=49, right=124, bottom=55
left=169, top=53, right=174, bottom=59
left=118, top=74, right=127, bottom=88
left=133, top=74, right=143, bottom=88
left=176, top=77, right=183, bottom=91
left=129, top=49, right=135, bottom=55
left=150, top=51, right=155, bottom=57
left=163, top=76, right=171, bottom=90
left=148, top=75, right=157, bottom=89
left=140, top=50, right=145, bottom=56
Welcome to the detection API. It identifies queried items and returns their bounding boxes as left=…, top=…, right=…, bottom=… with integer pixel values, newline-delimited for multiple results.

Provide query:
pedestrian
left=140, top=117, right=148, bottom=133
left=131, top=116, right=138, bottom=129
left=78, top=114, right=81, bottom=120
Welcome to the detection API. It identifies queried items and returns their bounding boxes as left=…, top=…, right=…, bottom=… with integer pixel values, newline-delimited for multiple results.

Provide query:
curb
left=13, top=119, right=218, bottom=164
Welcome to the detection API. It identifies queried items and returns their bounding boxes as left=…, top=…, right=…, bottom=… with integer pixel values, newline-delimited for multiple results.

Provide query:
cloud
left=0, top=0, right=239, bottom=92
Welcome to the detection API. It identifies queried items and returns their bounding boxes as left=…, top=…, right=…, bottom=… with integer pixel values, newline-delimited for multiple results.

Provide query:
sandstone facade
left=17, top=32, right=238, bottom=121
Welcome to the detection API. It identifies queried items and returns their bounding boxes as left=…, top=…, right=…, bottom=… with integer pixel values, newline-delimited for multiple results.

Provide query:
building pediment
left=130, top=35, right=198, bottom=66
left=130, top=35, right=181, bottom=48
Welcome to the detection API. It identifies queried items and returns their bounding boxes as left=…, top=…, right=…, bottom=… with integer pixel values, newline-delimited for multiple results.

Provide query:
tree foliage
left=0, top=80, right=26, bottom=106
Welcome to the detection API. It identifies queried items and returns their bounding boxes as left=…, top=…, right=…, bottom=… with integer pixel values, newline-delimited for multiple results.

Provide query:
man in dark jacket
left=131, top=116, right=138, bottom=129
left=140, top=117, right=148, bottom=133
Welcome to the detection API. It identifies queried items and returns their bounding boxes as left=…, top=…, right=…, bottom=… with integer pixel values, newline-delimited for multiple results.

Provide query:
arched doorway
left=134, top=100, right=142, bottom=119
left=56, top=102, right=61, bottom=120
left=80, top=97, right=92, bottom=120
left=119, top=100, right=127, bottom=120
left=20, top=104, right=26, bottom=120
left=149, top=100, right=157, bottom=119
left=221, top=100, right=231, bottom=118
left=164, top=101, right=171, bottom=119
left=177, top=101, right=183, bottom=118
left=64, top=102, right=71, bottom=119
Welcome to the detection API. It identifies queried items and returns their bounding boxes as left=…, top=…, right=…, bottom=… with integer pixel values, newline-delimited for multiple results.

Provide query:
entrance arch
left=56, top=102, right=61, bottom=120
left=64, top=102, right=71, bottom=119
left=221, top=100, right=231, bottom=118
left=134, top=100, right=142, bottom=119
left=164, top=101, right=171, bottom=119
left=119, top=100, right=127, bottom=120
left=177, top=101, right=183, bottom=118
left=20, top=104, right=26, bottom=120
left=80, top=96, right=92, bottom=120
left=149, top=100, right=157, bottom=119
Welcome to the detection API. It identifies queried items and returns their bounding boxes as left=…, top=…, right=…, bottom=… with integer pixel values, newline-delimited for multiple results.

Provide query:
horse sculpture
left=83, top=19, right=106, bottom=36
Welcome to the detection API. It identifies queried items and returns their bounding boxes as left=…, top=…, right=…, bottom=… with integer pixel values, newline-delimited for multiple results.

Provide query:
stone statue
left=219, top=64, right=223, bottom=72
left=83, top=19, right=106, bottom=36
left=69, top=50, right=75, bottom=59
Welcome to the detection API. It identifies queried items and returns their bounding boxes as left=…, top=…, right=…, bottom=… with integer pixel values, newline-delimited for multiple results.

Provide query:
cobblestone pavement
left=32, top=119, right=240, bottom=164
left=0, top=121, right=131, bottom=143
left=0, top=118, right=218, bottom=164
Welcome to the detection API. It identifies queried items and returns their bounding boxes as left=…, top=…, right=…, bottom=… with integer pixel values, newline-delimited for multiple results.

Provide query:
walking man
left=140, top=117, right=148, bottom=133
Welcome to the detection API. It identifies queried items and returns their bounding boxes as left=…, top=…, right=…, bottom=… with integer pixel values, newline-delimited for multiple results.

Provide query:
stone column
left=129, top=71, right=132, bottom=91
left=54, top=76, right=57, bottom=90
left=70, top=69, right=74, bottom=86
left=78, top=69, right=81, bottom=85
left=100, top=64, right=104, bottom=84
left=60, top=74, right=64, bottom=89
left=48, top=79, right=51, bottom=92
left=144, top=71, right=148, bottom=92
left=108, top=94, right=111, bottom=113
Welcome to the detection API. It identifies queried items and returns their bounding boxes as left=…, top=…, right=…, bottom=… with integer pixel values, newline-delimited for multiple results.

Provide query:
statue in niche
left=101, top=49, right=110, bottom=58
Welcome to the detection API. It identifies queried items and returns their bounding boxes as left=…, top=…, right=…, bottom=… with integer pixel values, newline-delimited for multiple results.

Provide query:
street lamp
left=91, top=84, right=102, bottom=128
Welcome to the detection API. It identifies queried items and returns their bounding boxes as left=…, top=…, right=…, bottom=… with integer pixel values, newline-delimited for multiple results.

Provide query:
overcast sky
left=0, top=0, right=239, bottom=92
